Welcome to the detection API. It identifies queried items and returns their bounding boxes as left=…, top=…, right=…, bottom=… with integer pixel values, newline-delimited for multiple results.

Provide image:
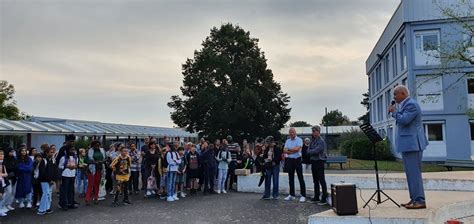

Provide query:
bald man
left=283, top=128, right=306, bottom=202
left=388, top=85, right=429, bottom=209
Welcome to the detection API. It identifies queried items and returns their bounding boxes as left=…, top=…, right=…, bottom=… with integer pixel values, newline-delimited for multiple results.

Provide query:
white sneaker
left=26, top=202, right=32, bottom=208
left=299, top=197, right=306, bottom=203
left=146, top=191, right=152, bottom=196
left=217, top=190, right=221, bottom=194
left=222, top=190, right=227, bottom=194
left=180, top=192, right=186, bottom=198
left=167, top=197, right=175, bottom=202
left=0, top=212, right=7, bottom=217
left=284, top=195, right=295, bottom=201
left=0, top=208, right=8, bottom=214
left=6, top=205, right=15, bottom=211
left=19, top=203, right=25, bottom=209
left=173, top=194, right=179, bottom=200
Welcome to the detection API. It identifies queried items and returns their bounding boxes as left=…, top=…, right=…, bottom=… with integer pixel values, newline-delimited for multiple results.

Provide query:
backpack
left=188, top=153, right=199, bottom=170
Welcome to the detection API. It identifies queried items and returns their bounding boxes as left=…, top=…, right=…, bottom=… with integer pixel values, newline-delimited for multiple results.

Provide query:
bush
left=339, top=130, right=394, bottom=161
left=74, top=138, right=92, bottom=150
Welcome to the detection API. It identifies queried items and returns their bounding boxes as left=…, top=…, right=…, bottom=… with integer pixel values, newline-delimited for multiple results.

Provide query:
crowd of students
left=0, top=127, right=329, bottom=218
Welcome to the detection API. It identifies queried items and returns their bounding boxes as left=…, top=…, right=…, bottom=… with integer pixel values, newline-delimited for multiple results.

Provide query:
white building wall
left=31, top=134, right=64, bottom=149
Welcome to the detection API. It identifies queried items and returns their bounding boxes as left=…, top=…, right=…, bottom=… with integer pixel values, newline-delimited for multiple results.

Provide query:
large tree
left=0, top=80, right=25, bottom=120
left=289, top=121, right=311, bottom=127
left=321, top=109, right=351, bottom=126
left=168, top=24, right=291, bottom=142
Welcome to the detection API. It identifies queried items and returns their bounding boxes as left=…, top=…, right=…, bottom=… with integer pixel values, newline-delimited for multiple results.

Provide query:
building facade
left=366, top=0, right=474, bottom=162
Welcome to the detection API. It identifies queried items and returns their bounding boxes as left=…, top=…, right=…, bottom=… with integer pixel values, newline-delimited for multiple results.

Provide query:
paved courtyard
left=1, top=192, right=329, bottom=224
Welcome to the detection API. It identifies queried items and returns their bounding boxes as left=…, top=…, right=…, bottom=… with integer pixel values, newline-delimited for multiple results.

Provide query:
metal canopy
left=0, top=117, right=197, bottom=138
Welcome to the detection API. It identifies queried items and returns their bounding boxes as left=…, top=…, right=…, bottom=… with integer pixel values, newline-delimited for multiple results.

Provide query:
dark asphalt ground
left=0, top=192, right=329, bottom=224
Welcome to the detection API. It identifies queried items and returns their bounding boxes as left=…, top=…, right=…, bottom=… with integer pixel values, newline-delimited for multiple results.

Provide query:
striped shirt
left=226, top=143, right=241, bottom=161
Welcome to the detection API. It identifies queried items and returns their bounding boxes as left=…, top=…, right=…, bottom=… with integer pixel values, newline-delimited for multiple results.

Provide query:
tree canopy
left=289, top=121, right=312, bottom=127
left=321, top=109, right=351, bottom=126
left=0, top=80, right=25, bottom=120
left=168, top=23, right=291, bottom=142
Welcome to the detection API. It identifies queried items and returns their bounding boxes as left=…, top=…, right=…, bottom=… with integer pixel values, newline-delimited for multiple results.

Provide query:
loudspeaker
left=331, top=183, right=358, bottom=215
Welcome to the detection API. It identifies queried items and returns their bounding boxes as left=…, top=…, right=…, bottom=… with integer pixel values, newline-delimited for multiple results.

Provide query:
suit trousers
left=402, top=150, right=425, bottom=203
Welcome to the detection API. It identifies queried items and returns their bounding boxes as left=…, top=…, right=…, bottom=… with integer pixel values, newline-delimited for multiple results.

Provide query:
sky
left=0, top=0, right=400, bottom=128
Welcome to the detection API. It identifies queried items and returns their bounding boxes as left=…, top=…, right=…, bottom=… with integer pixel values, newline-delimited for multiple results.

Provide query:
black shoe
left=261, top=196, right=271, bottom=200
left=46, top=209, right=53, bottom=214
left=209, top=190, right=217, bottom=194
left=311, top=197, right=320, bottom=203
left=58, top=205, right=68, bottom=211
left=317, top=200, right=328, bottom=206
left=123, top=200, right=132, bottom=205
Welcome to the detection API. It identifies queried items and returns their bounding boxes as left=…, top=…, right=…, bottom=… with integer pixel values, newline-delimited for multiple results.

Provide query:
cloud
left=1, top=0, right=400, bottom=127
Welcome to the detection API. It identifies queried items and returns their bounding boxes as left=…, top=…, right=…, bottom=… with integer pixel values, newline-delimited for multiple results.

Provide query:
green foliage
left=339, top=130, right=394, bottom=161
left=321, top=109, right=351, bottom=126
left=74, top=138, right=92, bottom=150
left=358, top=92, right=370, bottom=124
left=168, top=23, right=291, bottom=142
left=289, top=121, right=311, bottom=127
left=0, top=80, right=27, bottom=120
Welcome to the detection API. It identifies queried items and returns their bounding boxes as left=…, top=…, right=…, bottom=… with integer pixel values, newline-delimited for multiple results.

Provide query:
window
left=416, top=75, right=443, bottom=111
left=384, top=54, right=390, bottom=84
left=470, top=122, right=474, bottom=141
left=371, top=72, right=376, bottom=94
left=377, top=96, right=383, bottom=122
left=467, top=76, right=474, bottom=109
left=400, top=36, right=407, bottom=70
left=371, top=102, right=376, bottom=122
left=392, top=46, right=398, bottom=78
left=369, top=77, right=372, bottom=96
left=385, top=90, right=391, bottom=119
left=402, top=78, right=407, bottom=86
left=424, top=123, right=444, bottom=141
left=376, top=64, right=382, bottom=91
left=414, top=30, right=440, bottom=66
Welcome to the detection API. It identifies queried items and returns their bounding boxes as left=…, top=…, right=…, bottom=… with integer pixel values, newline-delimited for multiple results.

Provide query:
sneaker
left=146, top=191, right=152, bottom=196
left=109, top=190, right=115, bottom=195
left=6, top=205, right=15, bottom=211
left=46, top=209, right=53, bottom=214
left=173, top=195, right=179, bottom=201
left=284, top=195, right=295, bottom=201
left=19, top=203, right=25, bottom=209
left=0, top=208, right=8, bottom=214
left=180, top=192, right=186, bottom=198
left=0, top=212, right=6, bottom=217
left=299, top=197, right=306, bottom=203
left=26, top=202, right=32, bottom=209
left=261, top=196, right=271, bottom=200
left=123, top=200, right=132, bottom=205
left=317, top=200, right=328, bottom=205
left=167, top=197, right=175, bottom=202
left=222, top=190, right=227, bottom=194
left=271, top=196, right=279, bottom=200
left=37, top=211, right=46, bottom=215
left=217, top=190, right=221, bottom=194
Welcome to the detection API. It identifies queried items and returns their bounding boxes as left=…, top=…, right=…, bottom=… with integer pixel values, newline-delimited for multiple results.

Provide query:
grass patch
left=326, top=159, right=474, bottom=172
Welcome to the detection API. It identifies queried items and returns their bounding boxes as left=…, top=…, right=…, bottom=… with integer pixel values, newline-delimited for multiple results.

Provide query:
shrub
left=339, top=130, right=394, bottom=161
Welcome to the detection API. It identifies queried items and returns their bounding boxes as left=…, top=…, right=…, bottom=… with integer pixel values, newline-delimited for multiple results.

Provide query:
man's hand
left=388, top=105, right=396, bottom=113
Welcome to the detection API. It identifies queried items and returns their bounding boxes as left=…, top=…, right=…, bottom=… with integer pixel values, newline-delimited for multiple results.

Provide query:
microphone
left=388, top=101, right=395, bottom=115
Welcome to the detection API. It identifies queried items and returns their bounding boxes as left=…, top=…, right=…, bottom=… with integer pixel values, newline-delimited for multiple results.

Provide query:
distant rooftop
left=0, top=116, right=197, bottom=138
left=280, top=126, right=360, bottom=135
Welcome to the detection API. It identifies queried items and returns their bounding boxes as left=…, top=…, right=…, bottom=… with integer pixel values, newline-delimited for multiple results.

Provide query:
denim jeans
left=2, top=183, right=15, bottom=207
left=217, top=169, right=228, bottom=191
left=38, top=182, right=52, bottom=212
left=76, top=169, right=88, bottom=194
left=263, top=165, right=280, bottom=198
left=166, top=171, right=177, bottom=197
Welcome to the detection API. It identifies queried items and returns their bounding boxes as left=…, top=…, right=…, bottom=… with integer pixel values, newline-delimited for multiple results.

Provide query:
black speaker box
left=331, top=183, right=358, bottom=215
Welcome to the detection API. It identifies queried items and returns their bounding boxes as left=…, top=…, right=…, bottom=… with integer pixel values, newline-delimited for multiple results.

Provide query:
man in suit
left=388, top=85, right=429, bottom=209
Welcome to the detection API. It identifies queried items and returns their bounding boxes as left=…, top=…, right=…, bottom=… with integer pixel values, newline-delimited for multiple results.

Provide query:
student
left=2, top=147, right=17, bottom=212
left=200, top=142, right=216, bottom=195
left=0, top=149, right=10, bottom=217
left=76, top=148, right=88, bottom=198
left=32, top=153, right=43, bottom=209
left=166, top=146, right=181, bottom=202
left=110, top=144, right=132, bottom=206
left=186, top=145, right=200, bottom=195
left=16, top=146, right=33, bottom=209
left=128, top=143, right=140, bottom=195
left=175, top=147, right=186, bottom=198
left=58, top=145, right=79, bottom=210
left=261, top=136, right=282, bottom=200
left=144, top=142, right=160, bottom=197
left=215, top=145, right=231, bottom=194
left=85, top=141, right=106, bottom=205
left=37, top=146, right=57, bottom=215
